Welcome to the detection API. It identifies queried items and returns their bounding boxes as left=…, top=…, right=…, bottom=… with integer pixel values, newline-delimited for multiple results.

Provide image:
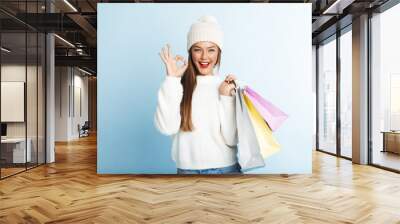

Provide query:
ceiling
left=0, top=0, right=394, bottom=75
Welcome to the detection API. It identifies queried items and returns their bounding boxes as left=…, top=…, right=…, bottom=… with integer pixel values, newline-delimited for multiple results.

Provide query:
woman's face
left=190, top=41, right=219, bottom=76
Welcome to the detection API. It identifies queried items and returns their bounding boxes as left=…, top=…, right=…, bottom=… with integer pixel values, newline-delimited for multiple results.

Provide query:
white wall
left=55, top=67, right=89, bottom=141
left=71, top=72, right=89, bottom=138
left=1, top=65, right=41, bottom=138
left=55, top=66, right=70, bottom=141
left=1, top=65, right=26, bottom=137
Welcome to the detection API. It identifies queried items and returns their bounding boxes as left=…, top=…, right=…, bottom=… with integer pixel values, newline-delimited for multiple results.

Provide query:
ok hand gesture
left=159, top=44, right=188, bottom=77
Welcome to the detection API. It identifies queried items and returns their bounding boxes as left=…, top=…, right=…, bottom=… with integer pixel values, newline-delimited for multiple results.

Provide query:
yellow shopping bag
left=243, top=93, right=281, bottom=159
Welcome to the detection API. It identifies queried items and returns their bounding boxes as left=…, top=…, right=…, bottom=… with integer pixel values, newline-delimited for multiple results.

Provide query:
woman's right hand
left=159, top=44, right=188, bottom=77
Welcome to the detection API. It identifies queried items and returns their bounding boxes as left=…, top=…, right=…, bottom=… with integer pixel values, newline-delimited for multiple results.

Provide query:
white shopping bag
left=235, top=87, right=266, bottom=171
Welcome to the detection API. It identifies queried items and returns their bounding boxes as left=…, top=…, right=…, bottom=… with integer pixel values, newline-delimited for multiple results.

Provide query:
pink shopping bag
left=244, top=86, right=288, bottom=131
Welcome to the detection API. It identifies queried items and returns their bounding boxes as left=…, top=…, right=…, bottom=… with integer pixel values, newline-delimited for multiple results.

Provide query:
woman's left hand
left=219, top=74, right=237, bottom=96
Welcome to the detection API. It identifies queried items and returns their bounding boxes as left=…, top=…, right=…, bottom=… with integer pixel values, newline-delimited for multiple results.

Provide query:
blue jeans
left=177, top=163, right=242, bottom=174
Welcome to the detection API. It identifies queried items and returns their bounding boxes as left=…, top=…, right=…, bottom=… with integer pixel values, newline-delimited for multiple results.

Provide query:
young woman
left=154, top=16, right=241, bottom=174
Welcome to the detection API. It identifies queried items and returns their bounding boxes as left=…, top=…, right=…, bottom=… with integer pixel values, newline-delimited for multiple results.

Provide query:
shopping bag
left=235, top=87, right=265, bottom=171
left=243, top=93, right=281, bottom=159
left=244, top=86, right=288, bottom=131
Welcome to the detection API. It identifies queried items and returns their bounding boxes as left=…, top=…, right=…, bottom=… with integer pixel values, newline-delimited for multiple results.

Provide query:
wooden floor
left=0, top=167, right=26, bottom=178
left=373, top=150, right=400, bottom=171
left=1, top=135, right=400, bottom=223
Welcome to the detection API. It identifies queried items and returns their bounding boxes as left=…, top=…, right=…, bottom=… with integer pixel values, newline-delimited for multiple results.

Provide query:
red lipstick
left=199, top=62, right=210, bottom=69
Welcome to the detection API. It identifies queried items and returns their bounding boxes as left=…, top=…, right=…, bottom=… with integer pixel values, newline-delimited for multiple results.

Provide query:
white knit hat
left=187, top=15, right=224, bottom=51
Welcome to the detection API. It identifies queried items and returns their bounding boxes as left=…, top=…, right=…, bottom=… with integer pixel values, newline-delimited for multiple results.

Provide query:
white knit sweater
left=154, top=75, right=238, bottom=170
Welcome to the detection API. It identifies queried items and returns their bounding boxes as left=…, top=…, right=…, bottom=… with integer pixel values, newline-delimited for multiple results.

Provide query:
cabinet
left=382, top=131, right=400, bottom=154
left=0, top=138, right=32, bottom=165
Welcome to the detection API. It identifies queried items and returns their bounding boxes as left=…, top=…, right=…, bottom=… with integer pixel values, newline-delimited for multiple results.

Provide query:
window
left=0, top=1, right=47, bottom=179
left=318, top=36, right=337, bottom=154
left=371, top=3, right=400, bottom=171
left=340, top=29, right=352, bottom=158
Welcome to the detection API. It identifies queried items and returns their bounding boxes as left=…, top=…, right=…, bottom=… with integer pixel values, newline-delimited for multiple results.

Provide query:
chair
left=78, top=121, right=90, bottom=138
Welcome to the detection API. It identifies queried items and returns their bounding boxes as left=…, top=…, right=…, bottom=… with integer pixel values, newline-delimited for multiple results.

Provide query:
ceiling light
left=78, top=67, right=93, bottom=76
left=63, top=0, right=78, bottom=12
left=322, top=0, right=354, bottom=14
left=54, top=34, right=75, bottom=48
left=1, top=47, right=11, bottom=53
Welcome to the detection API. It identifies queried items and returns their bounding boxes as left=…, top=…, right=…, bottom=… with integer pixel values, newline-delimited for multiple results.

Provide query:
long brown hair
left=180, top=47, right=221, bottom=132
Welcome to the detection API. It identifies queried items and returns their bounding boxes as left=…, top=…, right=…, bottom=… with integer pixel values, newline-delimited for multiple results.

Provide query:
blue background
left=98, top=3, right=312, bottom=174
